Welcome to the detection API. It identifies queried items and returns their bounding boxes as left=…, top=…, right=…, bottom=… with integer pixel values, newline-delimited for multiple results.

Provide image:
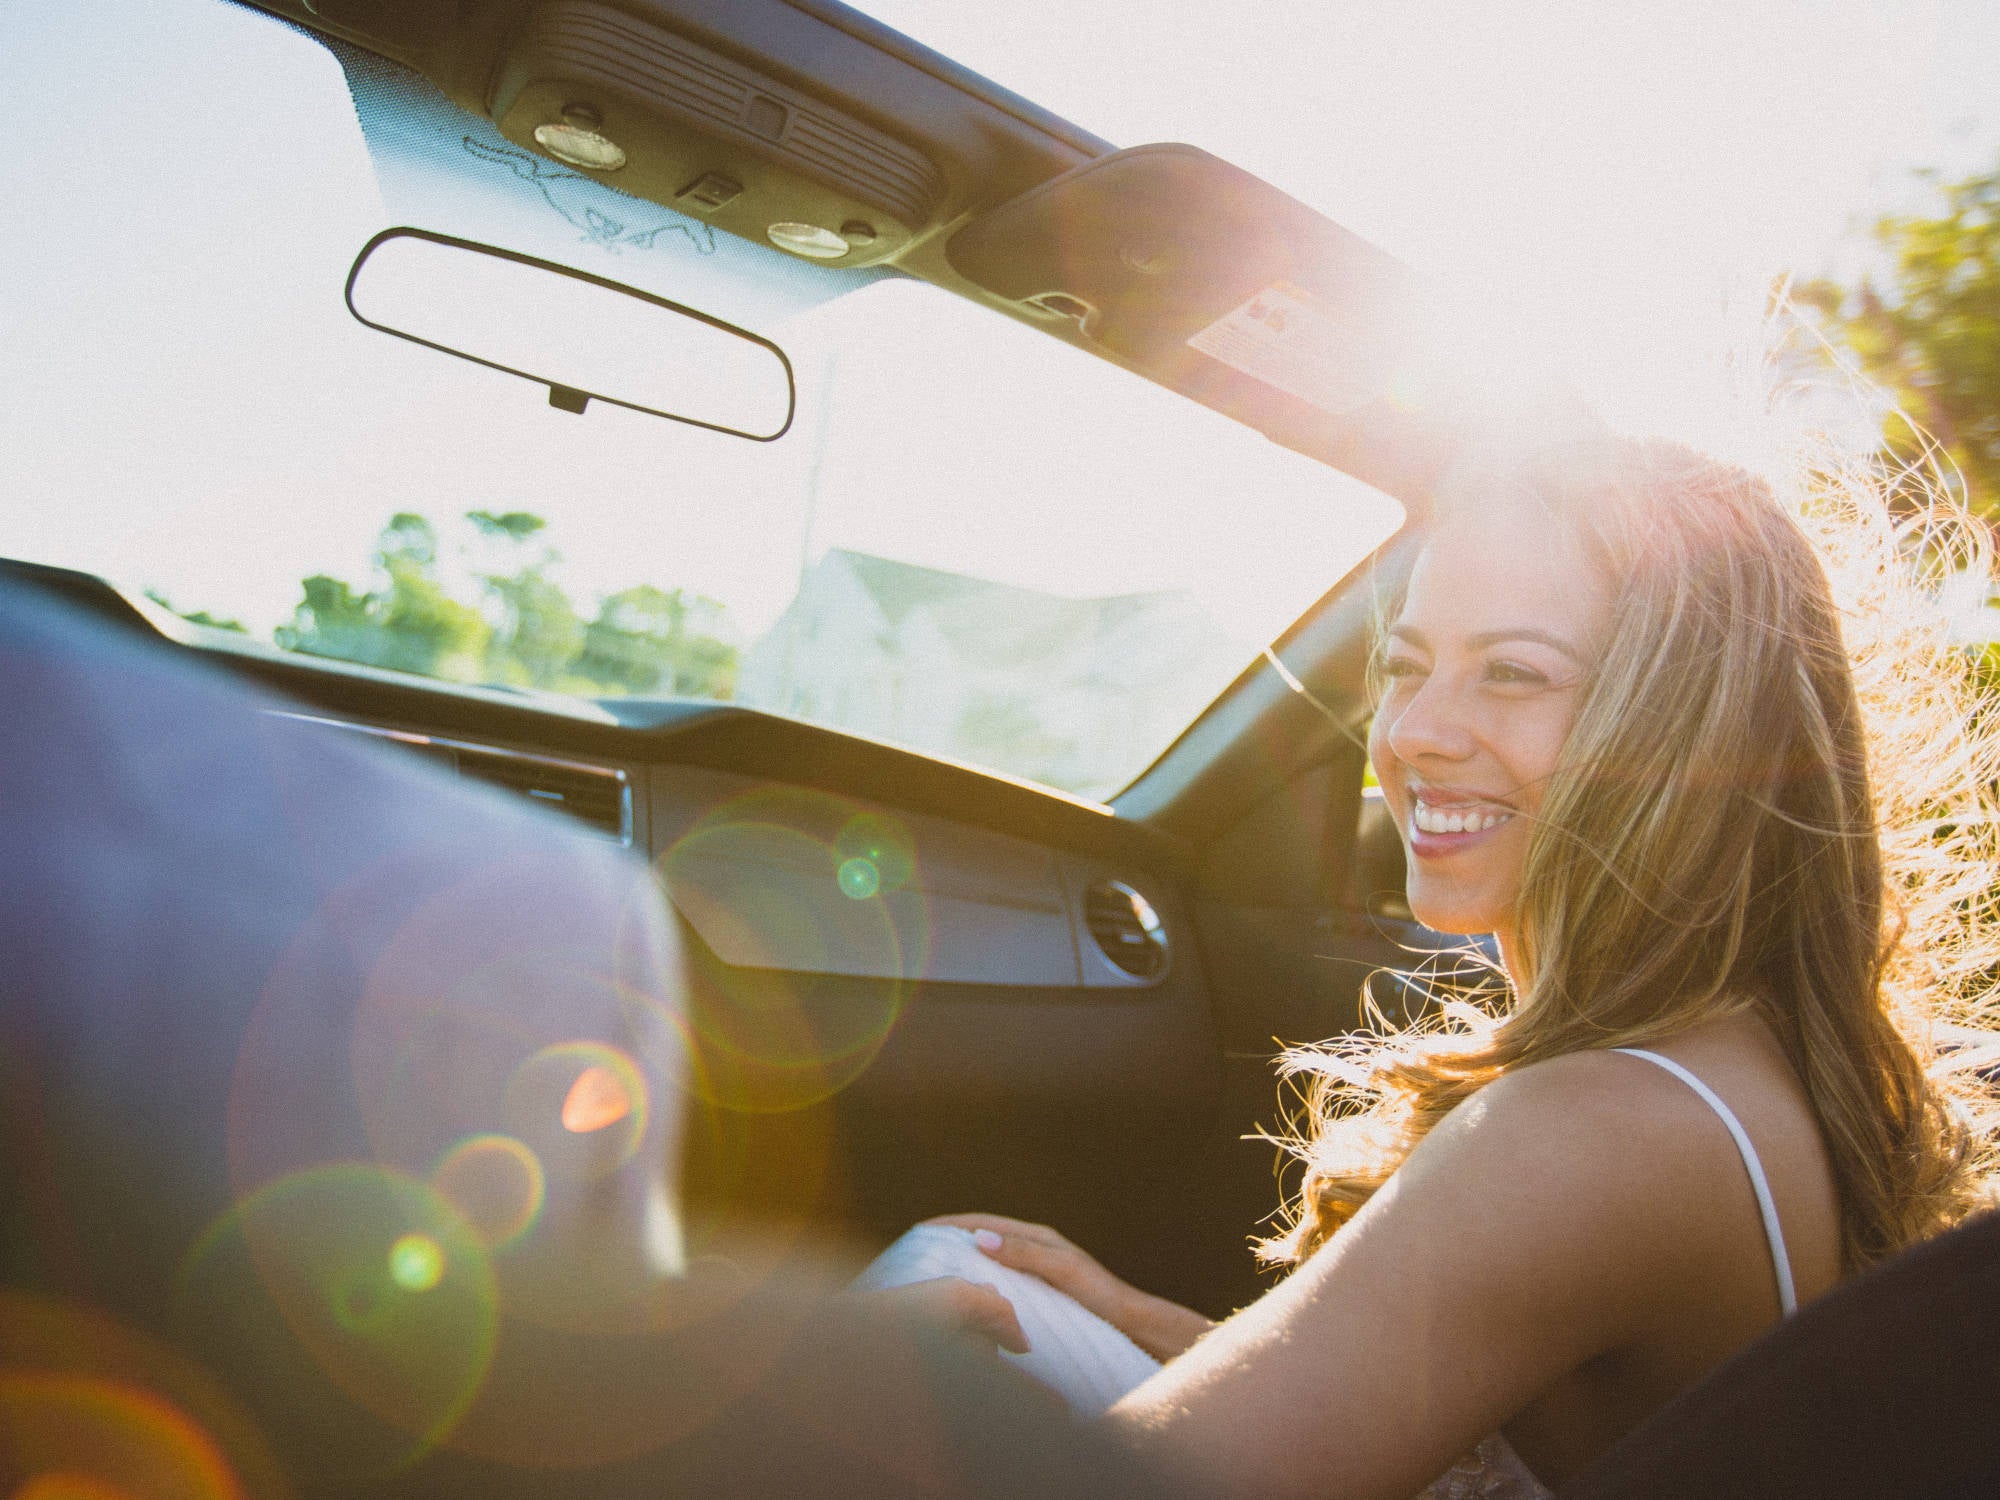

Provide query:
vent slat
left=454, top=748, right=629, bottom=841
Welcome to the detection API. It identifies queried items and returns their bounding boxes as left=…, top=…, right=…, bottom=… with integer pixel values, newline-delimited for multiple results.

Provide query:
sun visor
left=946, top=144, right=1455, bottom=493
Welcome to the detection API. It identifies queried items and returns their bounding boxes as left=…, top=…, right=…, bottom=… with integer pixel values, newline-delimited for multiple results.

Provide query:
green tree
left=467, top=510, right=588, bottom=690
left=277, top=513, right=492, bottom=680
left=248, top=510, right=738, bottom=700
left=144, top=590, right=246, bottom=633
left=578, top=584, right=738, bottom=697
left=1799, top=162, right=2000, bottom=519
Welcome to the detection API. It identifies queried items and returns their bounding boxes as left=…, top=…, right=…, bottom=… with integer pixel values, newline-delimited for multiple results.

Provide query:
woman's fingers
left=975, top=1229, right=1079, bottom=1286
left=936, top=1277, right=1032, bottom=1354
left=867, top=1276, right=1031, bottom=1354
left=923, top=1212, right=1068, bottom=1249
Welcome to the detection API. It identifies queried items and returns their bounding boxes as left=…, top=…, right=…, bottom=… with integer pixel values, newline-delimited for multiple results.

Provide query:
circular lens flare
left=0, top=1374, right=243, bottom=1500
left=430, top=1135, right=547, bottom=1249
left=177, top=1166, right=497, bottom=1451
left=834, top=813, right=915, bottom=892
left=659, top=789, right=928, bottom=1112
left=835, top=856, right=880, bottom=900
left=387, top=1235, right=444, bottom=1293
left=15, top=1475, right=143, bottom=1500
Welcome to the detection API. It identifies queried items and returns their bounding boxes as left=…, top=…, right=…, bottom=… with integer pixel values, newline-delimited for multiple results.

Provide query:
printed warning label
left=1186, top=281, right=1387, bottom=415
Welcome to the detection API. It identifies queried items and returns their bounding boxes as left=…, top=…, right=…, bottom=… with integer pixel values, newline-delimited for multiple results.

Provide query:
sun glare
left=861, top=0, right=1994, bottom=463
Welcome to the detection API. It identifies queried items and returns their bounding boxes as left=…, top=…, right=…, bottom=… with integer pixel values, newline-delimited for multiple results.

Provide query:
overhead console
left=488, top=2, right=945, bottom=268
left=246, top=0, right=1105, bottom=273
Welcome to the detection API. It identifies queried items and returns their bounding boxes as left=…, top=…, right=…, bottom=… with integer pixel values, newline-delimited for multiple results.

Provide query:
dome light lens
left=766, top=222, right=849, bottom=260
left=532, top=122, right=627, bottom=171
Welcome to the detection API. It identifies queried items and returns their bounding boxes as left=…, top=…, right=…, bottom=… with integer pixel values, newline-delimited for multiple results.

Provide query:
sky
left=862, top=0, right=2000, bottom=466
left=3, top=0, right=1996, bottom=654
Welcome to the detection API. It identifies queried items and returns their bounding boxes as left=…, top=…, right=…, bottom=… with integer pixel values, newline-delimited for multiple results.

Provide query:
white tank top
left=1418, top=1047, right=1800, bottom=1499
left=1610, top=1047, right=1799, bottom=1314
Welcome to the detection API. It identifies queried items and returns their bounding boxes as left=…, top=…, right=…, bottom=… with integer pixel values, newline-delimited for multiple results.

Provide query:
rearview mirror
left=345, top=227, right=795, bottom=440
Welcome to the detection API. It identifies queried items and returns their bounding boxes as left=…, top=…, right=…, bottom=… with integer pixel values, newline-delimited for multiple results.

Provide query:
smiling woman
left=890, top=433, right=2000, bottom=1498
left=1273, top=438, right=2000, bottom=1271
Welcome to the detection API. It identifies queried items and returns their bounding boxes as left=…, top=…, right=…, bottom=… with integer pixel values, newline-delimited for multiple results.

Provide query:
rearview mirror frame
left=343, top=226, right=796, bottom=441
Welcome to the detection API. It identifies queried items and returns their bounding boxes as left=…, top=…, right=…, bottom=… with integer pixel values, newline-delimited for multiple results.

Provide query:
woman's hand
left=866, top=1275, right=1032, bottom=1355
left=923, top=1213, right=1215, bottom=1361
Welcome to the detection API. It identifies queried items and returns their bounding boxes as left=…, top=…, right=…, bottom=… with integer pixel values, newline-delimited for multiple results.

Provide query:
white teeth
left=1412, top=799, right=1512, bottom=836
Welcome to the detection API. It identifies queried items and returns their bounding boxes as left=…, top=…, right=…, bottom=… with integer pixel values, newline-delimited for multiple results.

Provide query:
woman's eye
left=1485, top=660, right=1549, bottom=686
left=1378, top=655, right=1424, bottom=679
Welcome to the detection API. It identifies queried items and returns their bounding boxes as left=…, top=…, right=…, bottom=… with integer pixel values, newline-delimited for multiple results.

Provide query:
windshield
left=2, top=0, right=1402, bottom=801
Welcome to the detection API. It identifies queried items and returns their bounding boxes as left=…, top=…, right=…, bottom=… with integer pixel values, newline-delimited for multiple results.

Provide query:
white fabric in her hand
left=853, top=1224, right=1162, bottom=1418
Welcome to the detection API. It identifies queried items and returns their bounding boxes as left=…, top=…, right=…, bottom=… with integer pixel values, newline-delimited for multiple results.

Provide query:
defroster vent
left=266, top=713, right=632, bottom=844
left=454, top=746, right=630, bottom=842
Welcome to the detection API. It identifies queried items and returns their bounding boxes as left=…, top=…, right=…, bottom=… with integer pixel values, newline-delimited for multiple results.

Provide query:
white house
left=735, top=549, right=1249, bottom=797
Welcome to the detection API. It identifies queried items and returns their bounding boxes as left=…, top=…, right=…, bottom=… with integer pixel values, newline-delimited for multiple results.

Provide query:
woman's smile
left=1408, top=791, right=1516, bottom=853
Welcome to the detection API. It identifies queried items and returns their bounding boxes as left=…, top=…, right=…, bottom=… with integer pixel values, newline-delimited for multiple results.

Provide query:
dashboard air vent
left=1083, top=880, right=1168, bottom=980
left=454, top=747, right=629, bottom=841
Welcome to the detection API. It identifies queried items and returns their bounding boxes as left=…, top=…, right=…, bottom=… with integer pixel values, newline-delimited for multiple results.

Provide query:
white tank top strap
left=1610, top=1047, right=1799, bottom=1317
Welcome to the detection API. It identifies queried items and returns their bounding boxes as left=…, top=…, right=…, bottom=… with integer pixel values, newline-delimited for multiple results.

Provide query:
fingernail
left=973, top=1229, right=1003, bottom=1252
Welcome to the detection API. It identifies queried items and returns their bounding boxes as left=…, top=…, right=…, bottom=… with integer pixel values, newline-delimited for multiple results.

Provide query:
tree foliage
left=1799, top=162, right=2000, bottom=519
left=259, top=511, right=737, bottom=698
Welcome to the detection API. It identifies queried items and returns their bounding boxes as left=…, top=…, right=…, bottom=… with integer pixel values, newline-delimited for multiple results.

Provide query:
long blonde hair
left=1263, top=437, right=2000, bottom=1273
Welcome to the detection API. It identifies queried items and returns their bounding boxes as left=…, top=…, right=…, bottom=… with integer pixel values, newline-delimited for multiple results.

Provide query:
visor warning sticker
left=1186, top=281, right=1388, bottom=416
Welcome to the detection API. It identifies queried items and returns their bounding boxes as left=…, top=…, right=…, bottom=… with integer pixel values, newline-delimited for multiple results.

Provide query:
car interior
left=29, top=0, right=1892, bottom=1494
left=5, top=0, right=1512, bottom=1322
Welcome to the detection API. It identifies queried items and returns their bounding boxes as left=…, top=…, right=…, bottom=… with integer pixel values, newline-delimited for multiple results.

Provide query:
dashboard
left=269, top=707, right=1182, bottom=994
left=6, top=556, right=1231, bottom=1271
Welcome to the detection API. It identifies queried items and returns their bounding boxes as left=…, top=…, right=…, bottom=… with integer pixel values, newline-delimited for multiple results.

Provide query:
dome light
left=533, top=121, right=626, bottom=171
left=766, top=222, right=849, bottom=259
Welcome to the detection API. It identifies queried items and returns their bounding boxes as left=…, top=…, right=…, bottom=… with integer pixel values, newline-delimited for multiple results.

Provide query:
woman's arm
left=1104, top=1052, right=1722, bottom=1500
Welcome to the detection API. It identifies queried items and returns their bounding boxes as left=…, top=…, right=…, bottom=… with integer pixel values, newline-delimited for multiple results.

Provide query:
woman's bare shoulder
left=1421, top=1045, right=1733, bottom=1167
left=1394, top=1046, right=1776, bottom=1297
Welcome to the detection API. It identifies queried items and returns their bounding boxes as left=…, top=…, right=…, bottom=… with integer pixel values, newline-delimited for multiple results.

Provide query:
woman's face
left=1367, top=495, right=1611, bottom=948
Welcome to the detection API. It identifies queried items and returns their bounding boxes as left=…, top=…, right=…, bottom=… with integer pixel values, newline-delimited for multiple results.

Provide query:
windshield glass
left=2, top=0, right=1402, bottom=801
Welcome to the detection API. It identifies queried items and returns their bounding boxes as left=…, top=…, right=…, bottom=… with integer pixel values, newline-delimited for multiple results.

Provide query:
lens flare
left=429, top=1134, right=546, bottom=1249
left=0, top=1293, right=286, bottom=1500
left=835, top=856, right=881, bottom=900
left=834, top=813, right=915, bottom=892
left=386, top=1235, right=444, bottom=1292
left=177, top=1166, right=497, bottom=1451
left=15, top=1475, right=140, bottom=1500
left=0, top=1375, right=243, bottom=1500
left=504, top=1043, right=648, bottom=1179
left=560, top=1064, right=633, bottom=1134
left=659, top=788, right=928, bottom=1112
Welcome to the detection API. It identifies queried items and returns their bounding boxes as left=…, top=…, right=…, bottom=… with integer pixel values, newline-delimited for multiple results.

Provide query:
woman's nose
left=1384, top=676, right=1477, bottom=764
